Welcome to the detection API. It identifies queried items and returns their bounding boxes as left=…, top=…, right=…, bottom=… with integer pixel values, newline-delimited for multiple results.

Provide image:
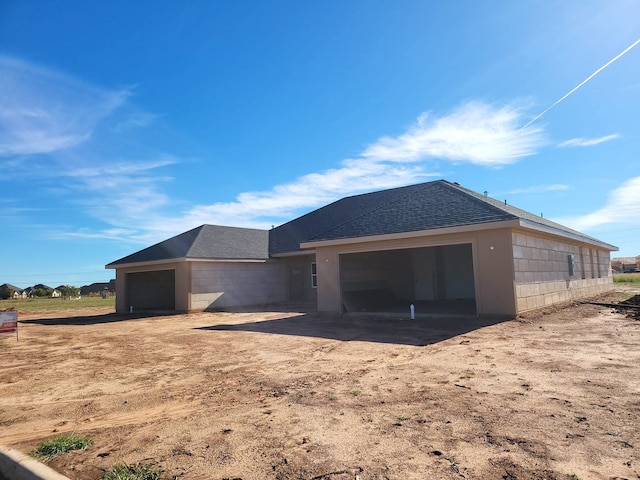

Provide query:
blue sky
left=1, top=1, right=639, bottom=288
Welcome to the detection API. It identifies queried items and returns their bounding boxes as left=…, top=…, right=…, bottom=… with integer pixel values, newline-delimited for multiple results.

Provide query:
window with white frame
left=311, top=262, right=317, bottom=288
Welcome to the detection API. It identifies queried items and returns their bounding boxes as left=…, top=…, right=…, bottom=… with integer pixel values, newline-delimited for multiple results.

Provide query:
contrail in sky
left=520, top=37, right=640, bottom=131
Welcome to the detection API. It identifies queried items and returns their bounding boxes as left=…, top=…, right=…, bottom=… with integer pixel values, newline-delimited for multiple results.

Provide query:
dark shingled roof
left=269, top=179, right=614, bottom=253
left=107, top=225, right=269, bottom=267
left=268, top=183, right=428, bottom=255
left=108, top=180, right=616, bottom=267
left=0, top=283, right=23, bottom=292
left=449, top=181, right=611, bottom=245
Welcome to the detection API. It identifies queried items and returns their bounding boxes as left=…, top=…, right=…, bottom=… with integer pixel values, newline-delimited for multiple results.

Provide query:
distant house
left=23, top=284, right=58, bottom=298
left=14, top=288, right=28, bottom=299
left=80, top=279, right=116, bottom=296
left=611, top=256, right=640, bottom=273
left=107, top=180, right=618, bottom=317
left=0, top=283, right=25, bottom=300
left=22, top=286, right=36, bottom=297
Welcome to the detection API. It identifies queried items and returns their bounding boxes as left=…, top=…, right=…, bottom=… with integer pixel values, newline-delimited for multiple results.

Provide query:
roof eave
left=516, top=219, right=618, bottom=251
left=300, top=219, right=521, bottom=249
left=270, top=249, right=316, bottom=258
left=106, top=257, right=189, bottom=269
left=105, top=256, right=271, bottom=269
left=299, top=218, right=619, bottom=252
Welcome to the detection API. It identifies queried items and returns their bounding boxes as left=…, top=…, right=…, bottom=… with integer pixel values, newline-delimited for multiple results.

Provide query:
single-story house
left=611, top=256, right=640, bottom=273
left=0, top=284, right=26, bottom=300
left=80, top=280, right=116, bottom=296
left=106, top=180, right=617, bottom=317
left=22, top=284, right=60, bottom=298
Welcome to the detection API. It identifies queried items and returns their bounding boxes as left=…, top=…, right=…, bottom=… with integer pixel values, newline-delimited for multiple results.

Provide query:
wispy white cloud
left=362, top=101, right=546, bottom=166
left=506, top=184, right=571, bottom=195
left=52, top=227, right=138, bottom=242
left=0, top=57, right=550, bottom=246
left=56, top=156, right=434, bottom=245
left=61, top=157, right=177, bottom=233
left=135, top=100, right=548, bottom=240
left=0, top=56, right=130, bottom=156
left=553, top=176, right=640, bottom=231
left=558, top=134, right=621, bottom=148
left=0, top=56, right=173, bottom=243
left=56, top=99, right=550, bottom=244
left=179, top=160, right=433, bottom=231
left=112, top=112, right=159, bottom=133
left=63, top=156, right=177, bottom=179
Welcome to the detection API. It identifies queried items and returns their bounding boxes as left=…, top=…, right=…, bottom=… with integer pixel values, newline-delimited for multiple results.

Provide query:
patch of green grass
left=350, top=389, right=361, bottom=396
left=329, top=395, right=338, bottom=401
left=397, top=415, right=411, bottom=422
left=0, top=296, right=115, bottom=313
left=100, top=463, right=162, bottom=480
left=30, top=433, right=91, bottom=460
left=567, top=474, right=582, bottom=480
left=613, top=273, right=640, bottom=285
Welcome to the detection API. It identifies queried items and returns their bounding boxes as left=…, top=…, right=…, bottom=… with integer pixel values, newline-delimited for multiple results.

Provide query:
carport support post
left=410, top=303, right=415, bottom=320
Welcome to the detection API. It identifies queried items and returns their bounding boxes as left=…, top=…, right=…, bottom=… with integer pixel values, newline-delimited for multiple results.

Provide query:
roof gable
left=107, top=225, right=269, bottom=267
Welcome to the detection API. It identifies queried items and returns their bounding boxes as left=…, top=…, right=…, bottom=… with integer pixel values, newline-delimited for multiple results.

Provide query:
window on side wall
left=311, top=262, right=318, bottom=288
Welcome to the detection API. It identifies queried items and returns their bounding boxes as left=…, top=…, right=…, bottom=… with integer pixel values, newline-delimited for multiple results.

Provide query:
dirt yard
left=1, top=290, right=639, bottom=480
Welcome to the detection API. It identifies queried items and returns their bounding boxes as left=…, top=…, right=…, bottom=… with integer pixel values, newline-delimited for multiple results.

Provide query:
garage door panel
left=126, top=270, right=175, bottom=311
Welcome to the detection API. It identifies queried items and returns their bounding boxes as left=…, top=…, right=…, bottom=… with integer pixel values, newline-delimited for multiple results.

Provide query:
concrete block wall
left=512, top=231, right=613, bottom=313
left=189, top=261, right=287, bottom=310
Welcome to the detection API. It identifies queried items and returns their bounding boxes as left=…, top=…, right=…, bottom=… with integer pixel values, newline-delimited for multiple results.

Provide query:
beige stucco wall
left=189, top=260, right=287, bottom=310
left=473, top=228, right=518, bottom=316
left=312, top=226, right=517, bottom=316
left=111, top=225, right=614, bottom=316
left=512, top=230, right=613, bottom=312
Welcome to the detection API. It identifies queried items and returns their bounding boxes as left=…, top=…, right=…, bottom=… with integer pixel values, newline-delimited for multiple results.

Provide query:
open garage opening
left=340, top=244, right=477, bottom=316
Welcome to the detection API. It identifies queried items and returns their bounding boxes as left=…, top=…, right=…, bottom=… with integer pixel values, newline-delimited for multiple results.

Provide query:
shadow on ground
left=196, top=313, right=513, bottom=346
left=18, top=311, right=175, bottom=326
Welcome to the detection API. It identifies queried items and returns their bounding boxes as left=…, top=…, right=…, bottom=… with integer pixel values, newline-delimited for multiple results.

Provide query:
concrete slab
left=0, top=446, right=70, bottom=480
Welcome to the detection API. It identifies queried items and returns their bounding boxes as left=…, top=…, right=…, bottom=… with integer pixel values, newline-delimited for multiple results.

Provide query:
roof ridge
left=439, top=181, right=520, bottom=219
left=272, top=181, right=432, bottom=230
left=184, top=224, right=207, bottom=258
left=186, top=224, right=269, bottom=259
left=448, top=183, right=608, bottom=243
left=307, top=180, right=441, bottom=241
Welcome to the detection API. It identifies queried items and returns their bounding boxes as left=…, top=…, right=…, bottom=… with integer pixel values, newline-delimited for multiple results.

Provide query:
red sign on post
left=0, top=311, right=18, bottom=340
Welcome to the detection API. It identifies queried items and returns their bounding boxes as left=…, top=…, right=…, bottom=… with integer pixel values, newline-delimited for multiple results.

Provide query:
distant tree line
left=58, top=285, right=81, bottom=299
left=0, top=284, right=16, bottom=300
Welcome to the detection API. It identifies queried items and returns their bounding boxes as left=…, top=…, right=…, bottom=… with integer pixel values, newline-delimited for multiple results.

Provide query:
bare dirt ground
left=1, top=290, right=639, bottom=480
